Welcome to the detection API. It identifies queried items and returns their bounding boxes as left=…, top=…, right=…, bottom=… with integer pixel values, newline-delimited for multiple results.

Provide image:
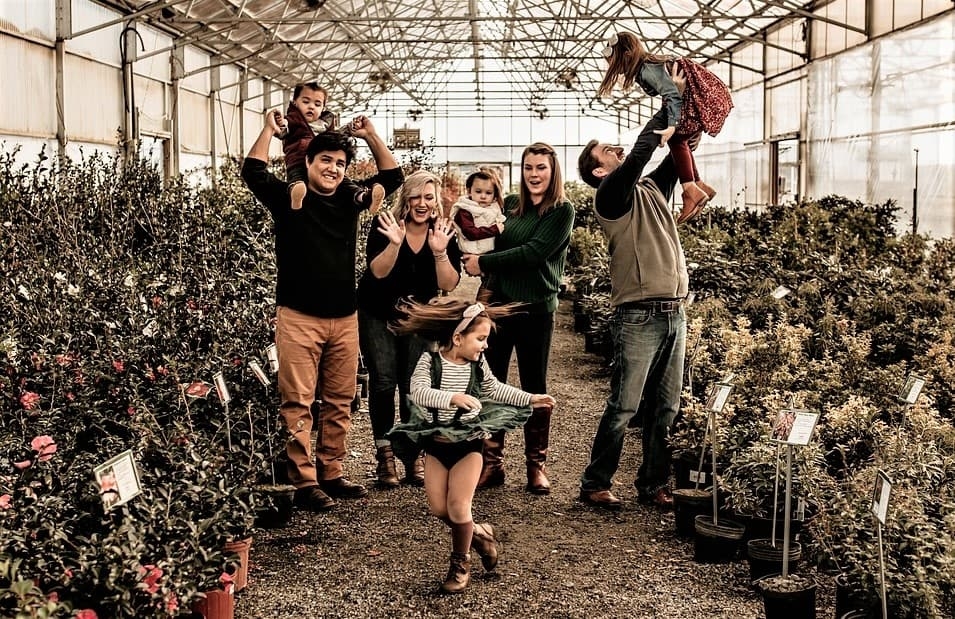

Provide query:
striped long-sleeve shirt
left=409, top=352, right=532, bottom=424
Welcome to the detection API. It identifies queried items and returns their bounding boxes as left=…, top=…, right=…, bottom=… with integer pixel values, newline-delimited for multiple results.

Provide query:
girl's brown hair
left=465, top=168, right=505, bottom=210
left=596, top=31, right=672, bottom=99
left=515, top=142, right=565, bottom=218
left=390, top=298, right=523, bottom=347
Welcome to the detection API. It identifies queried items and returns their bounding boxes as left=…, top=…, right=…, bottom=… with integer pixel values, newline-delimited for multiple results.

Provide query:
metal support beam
left=169, top=44, right=184, bottom=177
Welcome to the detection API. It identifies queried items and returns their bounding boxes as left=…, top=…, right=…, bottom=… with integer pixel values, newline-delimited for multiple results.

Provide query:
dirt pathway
left=235, top=284, right=829, bottom=618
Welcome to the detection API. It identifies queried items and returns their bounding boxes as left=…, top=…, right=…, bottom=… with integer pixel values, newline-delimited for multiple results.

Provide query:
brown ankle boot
left=375, top=445, right=399, bottom=488
left=678, top=183, right=709, bottom=224
left=524, top=407, right=552, bottom=495
left=696, top=180, right=716, bottom=200
left=440, top=552, right=470, bottom=594
left=477, top=432, right=505, bottom=488
left=402, top=453, right=425, bottom=486
left=470, top=523, right=499, bottom=571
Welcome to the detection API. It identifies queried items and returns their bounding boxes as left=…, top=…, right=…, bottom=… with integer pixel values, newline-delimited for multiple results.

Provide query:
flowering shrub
left=0, top=148, right=281, bottom=615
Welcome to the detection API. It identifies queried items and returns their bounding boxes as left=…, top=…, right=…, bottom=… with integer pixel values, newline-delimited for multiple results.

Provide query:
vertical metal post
left=877, top=521, right=888, bottom=619
left=771, top=441, right=781, bottom=546
left=54, top=0, right=71, bottom=159
left=912, top=148, right=919, bottom=235
left=710, top=410, right=718, bottom=525
left=782, top=444, right=793, bottom=577
left=170, top=44, right=184, bottom=177
left=210, top=65, right=220, bottom=187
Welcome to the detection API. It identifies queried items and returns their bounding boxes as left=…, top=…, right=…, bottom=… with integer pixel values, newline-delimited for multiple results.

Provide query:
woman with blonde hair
left=357, top=170, right=463, bottom=487
left=461, top=143, right=575, bottom=494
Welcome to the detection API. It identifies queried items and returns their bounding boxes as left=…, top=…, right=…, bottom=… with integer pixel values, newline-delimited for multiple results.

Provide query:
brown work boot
left=579, top=489, right=623, bottom=511
left=470, top=523, right=499, bottom=571
left=440, top=552, right=471, bottom=594
left=367, top=183, right=386, bottom=214
left=477, top=431, right=505, bottom=489
left=678, top=182, right=709, bottom=224
left=319, top=476, right=368, bottom=499
left=375, top=445, right=400, bottom=488
left=402, top=453, right=425, bottom=486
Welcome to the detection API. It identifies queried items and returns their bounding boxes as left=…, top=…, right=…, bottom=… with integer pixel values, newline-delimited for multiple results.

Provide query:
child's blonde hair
left=390, top=170, right=442, bottom=221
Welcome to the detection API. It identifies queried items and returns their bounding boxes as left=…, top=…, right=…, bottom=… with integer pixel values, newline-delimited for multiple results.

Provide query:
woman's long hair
left=514, top=142, right=564, bottom=218
left=390, top=170, right=442, bottom=222
left=389, top=297, right=523, bottom=347
left=597, top=31, right=672, bottom=98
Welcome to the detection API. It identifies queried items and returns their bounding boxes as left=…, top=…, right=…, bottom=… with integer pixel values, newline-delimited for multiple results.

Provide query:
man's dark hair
left=292, top=81, right=327, bottom=101
left=305, top=130, right=357, bottom=167
left=578, top=139, right=602, bottom=189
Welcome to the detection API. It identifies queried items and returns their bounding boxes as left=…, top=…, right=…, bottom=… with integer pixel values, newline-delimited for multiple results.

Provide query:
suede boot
left=524, top=407, right=552, bottom=495
left=375, top=445, right=399, bottom=488
left=477, top=431, right=505, bottom=488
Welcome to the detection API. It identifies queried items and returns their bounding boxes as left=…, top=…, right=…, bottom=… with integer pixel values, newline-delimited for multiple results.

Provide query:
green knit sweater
left=478, top=194, right=575, bottom=313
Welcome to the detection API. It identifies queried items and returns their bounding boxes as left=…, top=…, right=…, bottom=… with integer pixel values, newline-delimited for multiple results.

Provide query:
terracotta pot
left=190, top=588, right=234, bottom=619
left=223, top=536, right=252, bottom=592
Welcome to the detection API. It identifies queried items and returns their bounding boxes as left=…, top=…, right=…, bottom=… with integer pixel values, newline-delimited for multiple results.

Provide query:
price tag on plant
left=897, top=373, right=926, bottom=404
left=705, top=382, right=734, bottom=413
left=93, top=450, right=143, bottom=510
left=265, top=344, right=279, bottom=373
left=871, top=469, right=892, bottom=525
left=771, top=285, right=791, bottom=299
left=775, top=409, right=819, bottom=445
left=249, top=360, right=269, bottom=387
left=213, top=371, right=231, bottom=404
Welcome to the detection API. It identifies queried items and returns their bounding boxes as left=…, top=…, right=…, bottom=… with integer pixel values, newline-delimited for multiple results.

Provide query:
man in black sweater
left=242, top=114, right=403, bottom=511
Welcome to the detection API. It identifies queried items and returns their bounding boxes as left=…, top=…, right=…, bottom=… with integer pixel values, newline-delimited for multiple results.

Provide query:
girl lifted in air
left=598, top=31, right=733, bottom=224
left=386, top=298, right=556, bottom=594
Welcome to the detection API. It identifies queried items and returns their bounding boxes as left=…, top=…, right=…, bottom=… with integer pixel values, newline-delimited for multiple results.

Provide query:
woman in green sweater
left=461, top=142, right=575, bottom=494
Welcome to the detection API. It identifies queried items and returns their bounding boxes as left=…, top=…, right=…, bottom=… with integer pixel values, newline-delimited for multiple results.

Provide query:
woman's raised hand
left=428, top=217, right=455, bottom=253
left=377, top=210, right=406, bottom=246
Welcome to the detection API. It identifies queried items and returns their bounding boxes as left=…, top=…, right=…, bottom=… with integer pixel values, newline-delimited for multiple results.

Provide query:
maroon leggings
left=669, top=133, right=700, bottom=184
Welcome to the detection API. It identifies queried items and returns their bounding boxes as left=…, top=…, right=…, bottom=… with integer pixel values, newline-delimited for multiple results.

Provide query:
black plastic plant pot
left=743, top=513, right=805, bottom=542
left=746, top=538, right=802, bottom=583
left=839, top=611, right=871, bottom=619
left=672, top=449, right=715, bottom=490
left=693, top=515, right=745, bottom=563
left=834, top=573, right=873, bottom=618
left=755, top=573, right=817, bottom=619
left=673, top=488, right=712, bottom=537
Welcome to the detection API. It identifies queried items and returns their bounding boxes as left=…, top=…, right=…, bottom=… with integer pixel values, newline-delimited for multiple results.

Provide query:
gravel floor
left=235, top=276, right=835, bottom=618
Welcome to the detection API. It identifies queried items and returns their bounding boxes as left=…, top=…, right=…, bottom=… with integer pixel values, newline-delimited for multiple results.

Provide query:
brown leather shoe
left=638, top=487, right=674, bottom=510
left=293, top=486, right=337, bottom=512
left=579, top=489, right=622, bottom=510
left=678, top=184, right=709, bottom=224
left=696, top=180, right=717, bottom=200
left=320, top=477, right=369, bottom=499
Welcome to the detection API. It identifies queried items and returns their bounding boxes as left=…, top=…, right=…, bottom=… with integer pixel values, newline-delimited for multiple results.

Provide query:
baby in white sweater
left=449, top=168, right=506, bottom=255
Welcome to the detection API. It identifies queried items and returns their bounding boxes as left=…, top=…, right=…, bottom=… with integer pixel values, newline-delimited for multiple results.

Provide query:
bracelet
left=434, top=252, right=450, bottom=263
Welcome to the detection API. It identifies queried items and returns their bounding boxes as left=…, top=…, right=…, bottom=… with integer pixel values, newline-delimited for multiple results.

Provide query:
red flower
left=47, top=592, right=58, bottom=603
left=0, top=494, right=11, bottom=509
left=219, top=572, right=234, bottom=591
left=13, top=459, right=32, bottom=470
left=112, top=360, right=125, bottom=373
left=139, top=564, right=163, bottom=594
left=156, top=365, right=169, bottom=376
left=151, top=295, right=163, bottom=307
left=127, top=407, right=136, bottom=416
left=30, top=435, right=57, bottom=462
left=54, top=353, right=74, bottom=366
left=65, top=392, right=75, bottom=401
left=19, top=392, right=40, bottom=410
left=64, top=568, right=73, bottom=579
left=165, top=592, right=179, bottom=614
left=75, top=610, right=98, bottom=619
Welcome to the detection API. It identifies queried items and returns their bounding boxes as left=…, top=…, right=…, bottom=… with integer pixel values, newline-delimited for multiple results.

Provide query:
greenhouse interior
left=1, top=1, right=954, bottom=618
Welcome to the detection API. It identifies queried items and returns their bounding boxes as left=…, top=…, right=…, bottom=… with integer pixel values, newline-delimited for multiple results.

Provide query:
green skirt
left=386, top=401, right=533, bottom=450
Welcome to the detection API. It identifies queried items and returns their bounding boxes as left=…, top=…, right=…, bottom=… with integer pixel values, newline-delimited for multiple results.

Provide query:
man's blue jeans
left=581, top=305, right=686, bottom=495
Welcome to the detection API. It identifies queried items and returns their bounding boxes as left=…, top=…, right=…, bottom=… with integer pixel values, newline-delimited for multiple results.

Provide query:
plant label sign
left=771, top=285, right=791, bottom=299
left=897, top=373, right=926, bottom=405
left=871, top=469, right=892, bottom=525
left=213, top=371, right=231, bottom=404
left=705, top=382, right=734, bottom=414
left=94, top=450, right=142, bottom=511
left=249, top=360, right=269, bottom=387
left=773, top=409, right=819, bottom=445
left=265, top=344, right=279, bottom=373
